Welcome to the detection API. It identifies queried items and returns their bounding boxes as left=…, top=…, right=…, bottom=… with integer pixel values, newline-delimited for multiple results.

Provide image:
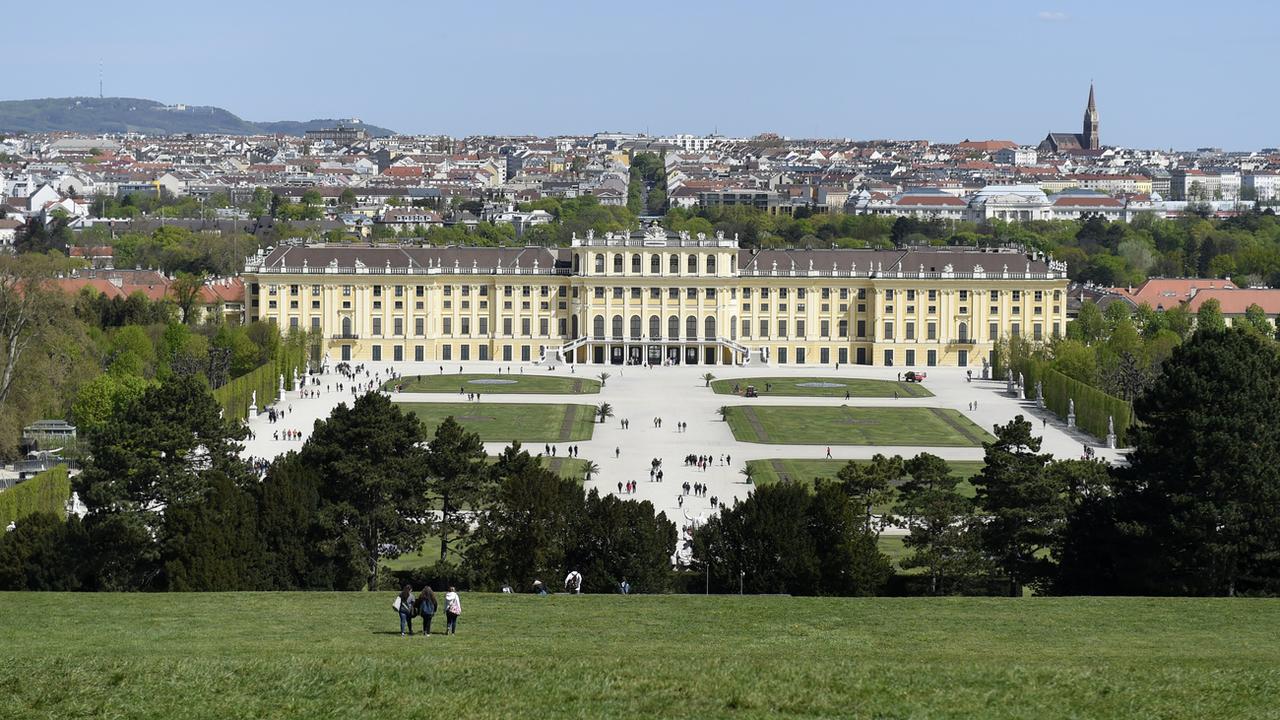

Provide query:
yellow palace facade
left=242, top=225, right=1069, bottom=369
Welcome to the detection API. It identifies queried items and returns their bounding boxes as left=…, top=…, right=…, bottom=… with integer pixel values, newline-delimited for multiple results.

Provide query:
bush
left=1013, top=357, right=1132, bottom=446
left=0, top=465, right=70, bottom=528
left=388, top=560, right=482, bottom=592
left=212, top=331, right=311, bottom=420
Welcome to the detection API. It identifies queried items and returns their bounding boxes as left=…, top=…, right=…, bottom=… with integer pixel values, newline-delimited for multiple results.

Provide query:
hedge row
left=1011, top=356, right=1133, bottom=446
left=213, top=333, right=311, bottom=421
left=0, top=465, right=71, bottom=527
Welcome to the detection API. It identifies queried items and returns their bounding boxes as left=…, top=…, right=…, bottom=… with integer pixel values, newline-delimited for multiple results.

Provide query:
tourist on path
left=444, top=587, right=462, bottom=635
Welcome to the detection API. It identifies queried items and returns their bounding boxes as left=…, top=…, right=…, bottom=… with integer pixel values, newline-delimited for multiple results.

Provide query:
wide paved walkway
left=240, top=360, right=1127, bottom=536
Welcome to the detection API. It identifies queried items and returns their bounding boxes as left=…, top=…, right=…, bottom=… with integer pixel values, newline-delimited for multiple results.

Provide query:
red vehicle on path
left=903, top=371, right=927, bottom=383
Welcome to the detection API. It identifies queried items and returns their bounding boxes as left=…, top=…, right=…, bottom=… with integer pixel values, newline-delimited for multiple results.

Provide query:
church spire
left=1082, top=82, right=1099, bottom=150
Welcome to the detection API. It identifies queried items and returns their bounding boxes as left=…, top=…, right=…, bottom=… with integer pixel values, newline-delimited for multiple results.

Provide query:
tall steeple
left=1082, top=82, right=1099, bottom=150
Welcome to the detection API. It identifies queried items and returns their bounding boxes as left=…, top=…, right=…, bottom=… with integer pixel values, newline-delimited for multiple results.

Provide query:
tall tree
left=1195, top=297, right=1227, bottom=333
left=971, top=416, right=1060, bottom=594
left=76, top=374, right=249, bottom=590
left=836, top=454, right=903, bottom=533
left=300, top=392, right=430, bottom=590
left=170, top=272, right=206, bottom=325
left=1111, top=328, right=1280, bottom=595
left=573, top=489, right=677, bottom=593
left=472, top=444, right=583, bottom=588
left=427, top=417, right=487, bottom=561
left=896, top=453, right=988, bottom=595
left=808, top=481, right=891, bottom=596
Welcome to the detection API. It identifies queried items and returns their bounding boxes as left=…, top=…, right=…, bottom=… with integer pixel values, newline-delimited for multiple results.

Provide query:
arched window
left=704, top=316, right=717, bottom=340
left=342, top=316, right=352, bottom=337
left=571, top=315, right=580, bottom=338
left=613, top=254, right=623, bottom=274
left=594, top=254, right=604, bottom=273
left=958, top=321, right=969, bottom=342
left=630, top=315, right=642, bottom=340
left=687, top=254, right=698, bottom=274
left=685, top=315, right=697, bottom=340
left=706, top=255, right=717, bottom=275
left=730, top=315, right=737, bottom=340
left=650, top=255, right=660, bottom=274
left=612, top=314, right=623, bottom=339
left=668, top=315, right=679, bottom=340
left=574, top=253, right=581, bottom=273
left=669, top=254, right=679, bottom=274
left=649, top=315, right=660, bottom=338
left=593, top=315, right=605, bottom=338
left=631, top=254, right=641, bottom=274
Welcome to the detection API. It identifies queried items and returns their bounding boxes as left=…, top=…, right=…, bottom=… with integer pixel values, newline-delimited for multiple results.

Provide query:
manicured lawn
left=724, top=405, right=993, bottom=446
left=385, top=373, right=599, bottom=395
left=399, top=402, right=597, bottom=442
left=4, top=593, right=1279, bottom=719
left=711, top=376, right=932, bottom=398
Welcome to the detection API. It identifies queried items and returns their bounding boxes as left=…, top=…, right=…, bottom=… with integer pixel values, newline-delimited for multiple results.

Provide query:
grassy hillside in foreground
left=2, top=593, right=1278, bottom=719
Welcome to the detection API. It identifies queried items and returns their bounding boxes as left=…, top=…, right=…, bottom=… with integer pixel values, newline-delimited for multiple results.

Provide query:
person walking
left=826, top=446, right=832, bottom=459
left=417, top=586, right=438, bottom=636
left=564, top=569, right=583, bottom=594
left=396, top=584, right=416, bottom=637
left=444, top=587, right=462, bottom=635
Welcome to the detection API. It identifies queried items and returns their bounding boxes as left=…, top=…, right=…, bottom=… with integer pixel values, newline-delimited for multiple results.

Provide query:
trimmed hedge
left=0, top=465, right=71, bottom=527
left=213, top=332, right=311, bottom=421
left=1012, top=357, right=1133, bottom=447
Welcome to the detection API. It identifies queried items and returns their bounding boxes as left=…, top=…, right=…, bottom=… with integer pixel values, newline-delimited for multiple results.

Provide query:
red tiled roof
left=1186, top=288, right=1280, bottom=315
left=1110, top=278, right=1237, bottom=308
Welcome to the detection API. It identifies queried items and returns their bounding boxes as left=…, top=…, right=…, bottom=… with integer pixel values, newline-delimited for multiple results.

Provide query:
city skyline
left=7, top=0, right=1278, bottom=150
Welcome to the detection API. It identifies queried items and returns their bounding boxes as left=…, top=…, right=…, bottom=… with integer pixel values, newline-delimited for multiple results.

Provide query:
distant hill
left=0, top=97, right=395, bottom=137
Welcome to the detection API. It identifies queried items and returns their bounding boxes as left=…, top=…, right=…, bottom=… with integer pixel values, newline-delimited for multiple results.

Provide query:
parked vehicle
left=744, top=385, right=759, bottom=397
left=903, top=371, right=927, bottom=383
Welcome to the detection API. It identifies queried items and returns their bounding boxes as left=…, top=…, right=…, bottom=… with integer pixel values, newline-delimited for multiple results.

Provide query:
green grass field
left=712, top=376, right=932, bottom=398
left=399, top=402, right=597, bottom=442
left=724, top=405, right=994, bottom=446
left=385, top=373, right=600, bottom=394
left=3, top=593, right=1278, bottom=719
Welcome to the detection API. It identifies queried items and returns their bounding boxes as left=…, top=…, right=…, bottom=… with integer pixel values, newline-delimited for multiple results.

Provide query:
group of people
left=540, top=444, right=580, bottom=458
left=273, top=429, right=303, bottom=441
left=395, top=585, right=461, bottom=637
left=684, top=453, right=728, bottom=470
left=617, top=480, right=639, bottom=494
left=682, top=481, right=709, bottom=497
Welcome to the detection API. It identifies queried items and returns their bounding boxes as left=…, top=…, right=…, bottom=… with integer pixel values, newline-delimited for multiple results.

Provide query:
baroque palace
left=243, top=225, right=1069, bottom=369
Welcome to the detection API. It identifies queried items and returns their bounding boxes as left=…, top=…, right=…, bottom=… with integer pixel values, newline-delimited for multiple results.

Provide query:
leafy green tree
left=105, top=325, right=156, bottom=377
left=1195, top=297, right=1227, bottom=333
left=170, top=272, right=206, bottom=325
left=160, top=470, right=265, bottom=590
left=896, top=453, right=987, bottom=595
left=76, top=374, right=249, bottom=590
left=573, top=489, right=677, bottom=593
left=596, top=402, right=614, bottom=424
left=426, top=417, right=487, bottom=561
left=1069, top=301, right=1105, bottom=343
left=255, top=453, right=362, bottom=590
left=299, top=392, right=431, bottom=589
left=72, top=372, right=150, bottom=437
left=1243, top=303, right=1272, bottom=335
left=808, top=481, right=891, bottom=596
left=1110, top=328, right=1280, bottom=595
left=1163, top=303, right=1195, bottom=340
left=472, top=445, right=583, bottom=587
left=971, top=416, right=1060, bottom=594
left=836, top=454, right=903, bottom=532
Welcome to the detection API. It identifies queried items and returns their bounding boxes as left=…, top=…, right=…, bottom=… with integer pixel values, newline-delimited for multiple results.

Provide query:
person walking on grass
left=417, top=586, right=438, bottom=636
left=444, top=587, right=462, bottom=635
left=396, top=584, right=416, bottom=636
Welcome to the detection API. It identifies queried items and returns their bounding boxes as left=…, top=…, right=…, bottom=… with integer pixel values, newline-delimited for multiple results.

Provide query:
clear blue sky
left=11, top=0, right=1278, bottom=149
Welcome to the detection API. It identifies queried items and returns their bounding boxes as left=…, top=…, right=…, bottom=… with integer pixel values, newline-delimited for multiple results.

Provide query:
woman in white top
left=444, top=587, right=462, bottom=635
